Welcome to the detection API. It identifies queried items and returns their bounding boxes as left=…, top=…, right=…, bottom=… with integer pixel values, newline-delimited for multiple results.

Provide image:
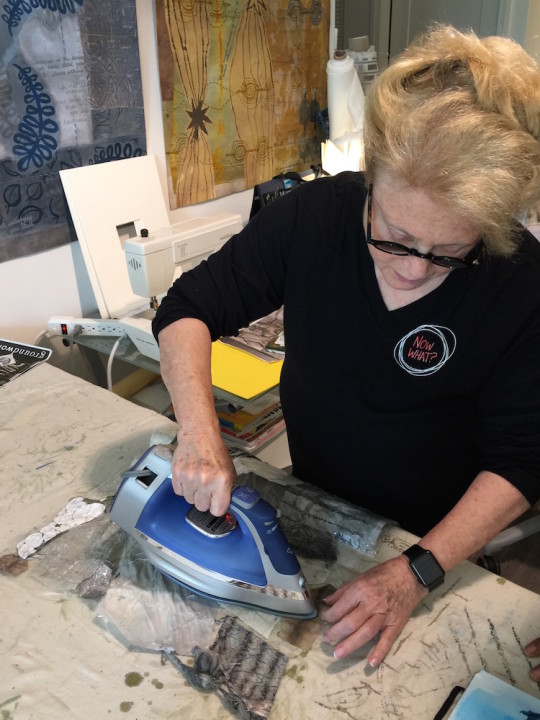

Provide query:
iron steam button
left=231, top=486, right=260, bottom=510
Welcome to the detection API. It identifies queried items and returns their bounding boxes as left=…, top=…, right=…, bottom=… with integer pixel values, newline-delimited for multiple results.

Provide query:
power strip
left=48, top=315, right=125, bottom=337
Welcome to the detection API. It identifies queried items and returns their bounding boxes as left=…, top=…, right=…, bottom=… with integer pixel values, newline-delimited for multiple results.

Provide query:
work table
left=1, top=363, right=539, bottom=719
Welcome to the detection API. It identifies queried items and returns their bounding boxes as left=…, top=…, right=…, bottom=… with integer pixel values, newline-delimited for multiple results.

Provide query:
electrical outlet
left=48, top=316, right=125, bottom=337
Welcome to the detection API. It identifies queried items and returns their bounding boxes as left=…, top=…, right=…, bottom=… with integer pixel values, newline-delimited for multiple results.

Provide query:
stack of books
left=214, top=388, right=285, bottom=453
left=210, top=308, right=286, bottom=453
left=219, top=308, right=284, bottom=361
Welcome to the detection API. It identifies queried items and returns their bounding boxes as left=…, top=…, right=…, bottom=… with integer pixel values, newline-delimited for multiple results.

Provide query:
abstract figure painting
left=0, top=0, right=146, bottom=262
left=228, top=0, right=274, bottom=192
left=156, top=0, right=329, bottom=209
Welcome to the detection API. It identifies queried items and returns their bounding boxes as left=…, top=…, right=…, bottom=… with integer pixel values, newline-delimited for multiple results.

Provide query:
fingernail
left=333, top=648, right=343, bottom=659
left=369, top=657, right=379, bottom=668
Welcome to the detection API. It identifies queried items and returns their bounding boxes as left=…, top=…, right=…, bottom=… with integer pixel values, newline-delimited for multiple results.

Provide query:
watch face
left=406, top=548, right=444, bottom=590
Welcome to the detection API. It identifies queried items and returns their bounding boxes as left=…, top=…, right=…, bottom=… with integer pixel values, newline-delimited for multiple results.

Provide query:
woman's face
left=367, top=173, right=481, bottom=299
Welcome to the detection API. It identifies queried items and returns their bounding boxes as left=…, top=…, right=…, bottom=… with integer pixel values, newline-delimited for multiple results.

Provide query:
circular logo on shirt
left=394, top=324, right=456, bottom=376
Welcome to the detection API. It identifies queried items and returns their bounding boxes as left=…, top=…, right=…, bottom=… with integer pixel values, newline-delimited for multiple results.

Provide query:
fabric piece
left=235, top=467, right=390, bottom=559
left=77, top=562, right=114, bottom=599
left=164, top=615, right=288, bottom=720
left=18, top=507, right=123, bottom=594
left=0, top=0, right=145, bottom=262
left=156, top=0, right=329, bottom=208
left=16, top=497, right=106, bottom=559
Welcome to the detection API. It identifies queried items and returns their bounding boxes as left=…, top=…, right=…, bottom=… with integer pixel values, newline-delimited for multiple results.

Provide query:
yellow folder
left=211, top=341, right=283, bottom=400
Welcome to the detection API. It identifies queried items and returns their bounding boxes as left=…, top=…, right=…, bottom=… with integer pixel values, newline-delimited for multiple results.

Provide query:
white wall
left=525, top=0, right=540, bottom=62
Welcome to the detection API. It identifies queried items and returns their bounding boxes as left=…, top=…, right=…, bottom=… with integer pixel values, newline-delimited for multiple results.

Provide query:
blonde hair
left=364, top=25, right=540, bottom=255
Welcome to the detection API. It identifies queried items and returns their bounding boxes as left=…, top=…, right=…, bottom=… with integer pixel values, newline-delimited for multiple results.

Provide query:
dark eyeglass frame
left=366, top=184, right=483, bottom=270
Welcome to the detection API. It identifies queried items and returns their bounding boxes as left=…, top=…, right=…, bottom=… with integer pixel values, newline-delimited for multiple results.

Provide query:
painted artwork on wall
left=156, top=0, right=329, bottom=209
left=0, top=0, right=146, bottom=263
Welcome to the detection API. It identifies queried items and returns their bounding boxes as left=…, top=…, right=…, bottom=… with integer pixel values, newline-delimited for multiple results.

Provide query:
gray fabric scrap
left=164, top=615, right=288, bottom=720
left=77, top=562, right=114, bottom=599
left=236, top=470, right=392, bottom=558
left=23, top=509, right=126, bottom=593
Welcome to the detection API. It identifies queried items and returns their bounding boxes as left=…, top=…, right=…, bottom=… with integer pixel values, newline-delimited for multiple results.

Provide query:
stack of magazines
left=219, top=308, right=284, bottom=362
left=214, top=388, right=285, bottom=453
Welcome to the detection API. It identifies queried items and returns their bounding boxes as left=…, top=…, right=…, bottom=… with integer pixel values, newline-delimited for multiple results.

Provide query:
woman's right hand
left=170, top=424, right=237, bottom=517
left=156, top=318, right=237, bottom=517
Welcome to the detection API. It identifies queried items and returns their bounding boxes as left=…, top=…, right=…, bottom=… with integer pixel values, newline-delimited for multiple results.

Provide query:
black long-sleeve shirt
left=153, top=172, right=540, bottom=535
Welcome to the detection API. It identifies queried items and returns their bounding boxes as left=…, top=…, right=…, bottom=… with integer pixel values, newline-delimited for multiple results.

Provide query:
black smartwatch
left=402, top=544, right=445, bottom=592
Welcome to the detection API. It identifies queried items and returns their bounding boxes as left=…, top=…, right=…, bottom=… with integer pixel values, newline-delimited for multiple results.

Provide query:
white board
left=60, top=155, right=170, bottom=319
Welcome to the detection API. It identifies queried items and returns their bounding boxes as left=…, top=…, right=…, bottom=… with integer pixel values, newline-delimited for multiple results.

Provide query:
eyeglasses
left=366, top=185, right=483, bottom=269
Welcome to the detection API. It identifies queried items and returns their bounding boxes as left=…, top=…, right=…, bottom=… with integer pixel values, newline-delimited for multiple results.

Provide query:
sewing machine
left=120, top=212, right=242, bottom=360
left=49, top=156, right=242, bottom=362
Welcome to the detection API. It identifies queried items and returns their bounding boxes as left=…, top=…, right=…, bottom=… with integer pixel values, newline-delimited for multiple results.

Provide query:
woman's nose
left=402, top=255, right=433, bottom=279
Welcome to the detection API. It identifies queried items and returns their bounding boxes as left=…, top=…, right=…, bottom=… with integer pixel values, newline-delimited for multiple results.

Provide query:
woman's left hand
left=321, top=555, right=428, bottom=667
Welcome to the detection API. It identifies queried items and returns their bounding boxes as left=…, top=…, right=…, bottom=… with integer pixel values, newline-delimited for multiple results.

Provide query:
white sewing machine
left=48, top=157, right=242, bottom=362
left=120, top=212, right=242, bottom=360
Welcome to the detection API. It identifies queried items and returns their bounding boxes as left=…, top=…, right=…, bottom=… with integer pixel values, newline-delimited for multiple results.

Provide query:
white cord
left=33, top=329, right=49, bottom=346
left=107, top=333, right=128, bottom=392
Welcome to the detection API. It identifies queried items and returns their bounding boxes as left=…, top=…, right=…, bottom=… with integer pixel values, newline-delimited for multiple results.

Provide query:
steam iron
left=110, top=445, right=316, bottom=619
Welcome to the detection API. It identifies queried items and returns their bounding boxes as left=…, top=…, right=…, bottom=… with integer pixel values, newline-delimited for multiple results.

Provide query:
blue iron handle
left=231, top=486, right=300, bottom=576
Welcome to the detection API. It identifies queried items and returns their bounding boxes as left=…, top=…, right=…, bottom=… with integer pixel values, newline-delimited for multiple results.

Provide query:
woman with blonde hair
left=153, top=25, right=540, bottom=667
